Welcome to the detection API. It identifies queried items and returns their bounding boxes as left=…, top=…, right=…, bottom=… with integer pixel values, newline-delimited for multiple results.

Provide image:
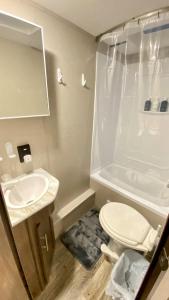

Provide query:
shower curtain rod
left=96, top=6, right=169, bottom=42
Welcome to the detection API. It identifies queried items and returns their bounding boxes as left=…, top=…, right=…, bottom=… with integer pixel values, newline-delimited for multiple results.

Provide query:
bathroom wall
left=0, top=0, right=96, bottom=212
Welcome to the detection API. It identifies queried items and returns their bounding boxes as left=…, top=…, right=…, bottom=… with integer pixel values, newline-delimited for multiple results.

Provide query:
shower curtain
left=91, top=12, right=169, bottom=206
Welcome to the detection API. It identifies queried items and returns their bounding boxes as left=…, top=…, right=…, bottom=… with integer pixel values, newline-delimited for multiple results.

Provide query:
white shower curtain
left=91, top=12, right=169, bottom=206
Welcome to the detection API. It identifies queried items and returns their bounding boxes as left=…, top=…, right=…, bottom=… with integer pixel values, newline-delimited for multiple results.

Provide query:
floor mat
left=61, top=208, right=110, bottom=270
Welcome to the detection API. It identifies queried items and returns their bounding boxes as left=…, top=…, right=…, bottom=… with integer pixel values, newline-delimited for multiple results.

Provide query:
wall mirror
left=0, top=11, right=50, bottom=119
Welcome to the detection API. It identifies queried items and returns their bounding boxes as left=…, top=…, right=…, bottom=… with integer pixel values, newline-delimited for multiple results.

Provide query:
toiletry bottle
left=151, top=97, right=159, bottom=112
left=160, top=97, right=168, bottom=112
left=144, top=98, right=151, bottom=111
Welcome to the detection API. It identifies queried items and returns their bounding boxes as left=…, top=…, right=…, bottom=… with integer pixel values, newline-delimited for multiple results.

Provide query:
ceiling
left=32, top=0, right=169, bottom=36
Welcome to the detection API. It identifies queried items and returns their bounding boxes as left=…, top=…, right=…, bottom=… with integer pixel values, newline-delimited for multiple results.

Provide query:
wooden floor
left=37, top=240, right=112, bottom=300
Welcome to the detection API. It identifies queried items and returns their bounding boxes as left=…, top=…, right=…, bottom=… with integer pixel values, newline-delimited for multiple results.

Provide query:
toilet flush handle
left=149, top=224, right=162, bottom=250
left=157, top=224, right=162, bottom=236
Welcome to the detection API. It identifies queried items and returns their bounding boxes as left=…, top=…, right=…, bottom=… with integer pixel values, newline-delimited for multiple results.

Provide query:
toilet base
left=101, top=239, right=126, bottom=263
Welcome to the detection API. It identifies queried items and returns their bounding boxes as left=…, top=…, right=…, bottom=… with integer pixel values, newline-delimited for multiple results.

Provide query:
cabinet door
left=36, top=212, right=55, bottom=281
left=0, top=217, right=29, bottom=300
left=13, top=220, right=43, bottom=298
left=25, top=204, right=55, bottom=293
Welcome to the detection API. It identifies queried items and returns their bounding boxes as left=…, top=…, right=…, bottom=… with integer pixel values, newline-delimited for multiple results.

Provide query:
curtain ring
left=158, top=11, right=160, bottom=19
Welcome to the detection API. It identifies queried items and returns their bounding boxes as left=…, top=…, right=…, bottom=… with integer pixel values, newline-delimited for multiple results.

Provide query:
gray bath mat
left=61, top=208, right=110, bottom=270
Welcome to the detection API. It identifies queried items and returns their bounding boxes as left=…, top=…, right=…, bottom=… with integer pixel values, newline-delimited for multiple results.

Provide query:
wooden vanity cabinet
left=12, top=204, right=55, bottom=299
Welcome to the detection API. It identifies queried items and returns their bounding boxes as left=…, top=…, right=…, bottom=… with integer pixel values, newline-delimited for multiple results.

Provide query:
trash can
left=106, top=249, right=150, bottom=300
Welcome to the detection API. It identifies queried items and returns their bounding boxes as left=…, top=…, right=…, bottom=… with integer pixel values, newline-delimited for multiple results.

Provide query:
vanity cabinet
left=28, top=206, right=55, bottom=282
left=12, top=204, right=55, bottom=299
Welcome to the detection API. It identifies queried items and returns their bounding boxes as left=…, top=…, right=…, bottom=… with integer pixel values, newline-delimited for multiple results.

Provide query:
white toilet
left=99, top=202, right=161, bottom=262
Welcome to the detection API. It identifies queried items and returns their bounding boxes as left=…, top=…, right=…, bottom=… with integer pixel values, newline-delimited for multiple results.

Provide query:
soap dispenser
left=5, top=142, right=16, bottom=159
left=5, top=142, right=17, bottom=178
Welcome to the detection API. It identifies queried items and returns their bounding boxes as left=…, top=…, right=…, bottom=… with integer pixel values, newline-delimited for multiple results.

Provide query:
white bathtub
left=91, top=163, right=169, bottom=218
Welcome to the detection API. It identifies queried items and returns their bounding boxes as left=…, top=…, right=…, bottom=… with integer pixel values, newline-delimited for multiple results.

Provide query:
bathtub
left=91, top=163, right=169, bottom=218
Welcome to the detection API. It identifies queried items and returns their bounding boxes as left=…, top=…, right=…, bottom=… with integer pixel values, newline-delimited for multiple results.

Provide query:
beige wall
left=0, top=0, right=96, bottom=212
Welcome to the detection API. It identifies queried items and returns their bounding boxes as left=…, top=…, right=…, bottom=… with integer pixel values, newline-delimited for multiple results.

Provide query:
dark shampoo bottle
left=144, top=99, right=152, bottom=111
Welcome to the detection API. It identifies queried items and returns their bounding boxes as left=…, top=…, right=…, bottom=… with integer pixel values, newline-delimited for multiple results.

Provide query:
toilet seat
left=99, top=202, right=158, bottom=252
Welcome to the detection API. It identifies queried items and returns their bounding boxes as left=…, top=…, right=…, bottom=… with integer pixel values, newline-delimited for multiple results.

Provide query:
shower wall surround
left=91, top=12, right=169, bottom=214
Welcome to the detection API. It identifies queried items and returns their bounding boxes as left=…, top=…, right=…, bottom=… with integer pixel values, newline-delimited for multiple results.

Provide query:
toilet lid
left=100, top=202, right=151, bottom=245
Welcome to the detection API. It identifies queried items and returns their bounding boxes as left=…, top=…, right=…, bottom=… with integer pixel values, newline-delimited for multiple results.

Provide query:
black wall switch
left=17, top=144, right=31, bottom=163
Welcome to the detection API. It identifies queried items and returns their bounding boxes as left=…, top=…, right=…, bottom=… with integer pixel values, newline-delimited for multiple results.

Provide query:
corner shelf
left=140, top=111, right=169, bottom=115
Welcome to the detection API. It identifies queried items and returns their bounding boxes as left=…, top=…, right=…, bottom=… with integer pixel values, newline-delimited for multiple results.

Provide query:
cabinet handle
left=40, top=233, right=49, bottom=252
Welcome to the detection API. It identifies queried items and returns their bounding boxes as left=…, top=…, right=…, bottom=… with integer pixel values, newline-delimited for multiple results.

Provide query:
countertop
left=1, top=168, right=59, bottom=227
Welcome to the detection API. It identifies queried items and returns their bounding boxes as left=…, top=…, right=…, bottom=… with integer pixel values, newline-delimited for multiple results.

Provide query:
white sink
left=3, top=173, right=49, bottom=209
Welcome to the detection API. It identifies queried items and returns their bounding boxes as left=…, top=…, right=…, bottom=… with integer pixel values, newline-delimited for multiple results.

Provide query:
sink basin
left=3, top=173, right=49, bottom=209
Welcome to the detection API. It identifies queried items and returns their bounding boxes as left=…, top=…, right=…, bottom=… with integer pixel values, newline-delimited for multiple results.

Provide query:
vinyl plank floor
left=37, top=240, right=113, bottom=300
